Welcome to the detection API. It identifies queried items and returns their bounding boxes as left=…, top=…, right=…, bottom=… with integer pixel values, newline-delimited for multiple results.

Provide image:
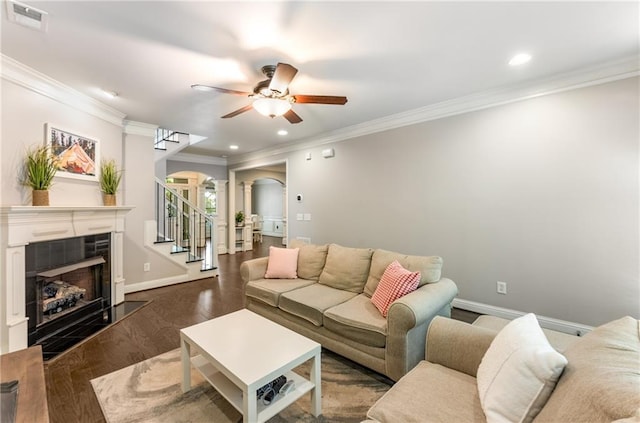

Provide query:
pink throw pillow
left=371, top=260, right=420, bottom=317
left=264, top=246, right=299, bottom=279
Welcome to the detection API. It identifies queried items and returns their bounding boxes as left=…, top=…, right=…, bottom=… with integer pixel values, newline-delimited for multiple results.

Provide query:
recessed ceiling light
left=277, top=130, right=288, bottom=136
left=509, top=53, right=532, bottom=66
left=229, top=145, right=239, bottom=150
left=101, top=89, right=118, bottom=99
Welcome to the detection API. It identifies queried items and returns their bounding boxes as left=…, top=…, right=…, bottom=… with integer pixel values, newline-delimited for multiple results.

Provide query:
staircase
left=149, top=178, right=218, bottom=278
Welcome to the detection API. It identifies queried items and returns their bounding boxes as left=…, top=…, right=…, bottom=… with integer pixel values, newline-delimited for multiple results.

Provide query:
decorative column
left=281, top=184, right=288, bottom=245
left=242, top=181, right=253, bottom=251
left=214, top=180, right=228, bottom=254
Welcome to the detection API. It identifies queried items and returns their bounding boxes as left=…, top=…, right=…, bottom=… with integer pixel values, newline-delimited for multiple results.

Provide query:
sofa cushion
left=477, top=313, right=568, bottom=423
left=364, top=249, right=443, bottom=297
left=318, top=244, right=374, bottom=293
left=533, top=316, right=640, bottom=423
left=245, top=278, right=316, bottom=307
left=366, top=361, right=484, bottom=423
left=264, top=246, right=299, bottom=279
left=371, top=260, right=420, bottom=317
left=324, top=294, right=388, bottom=348
left=279, top=284, right=357, bottom=326
left=289, top=240, right=328, bottom=281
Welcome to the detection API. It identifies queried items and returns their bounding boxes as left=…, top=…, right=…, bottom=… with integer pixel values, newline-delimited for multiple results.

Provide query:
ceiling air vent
left=6, top=0, right=49, bottom=32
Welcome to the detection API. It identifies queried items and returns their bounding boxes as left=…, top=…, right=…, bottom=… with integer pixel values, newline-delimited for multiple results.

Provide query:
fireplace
left=25, top=233, right=112, bottom=359
left=0, top=206, right=133, bottom=355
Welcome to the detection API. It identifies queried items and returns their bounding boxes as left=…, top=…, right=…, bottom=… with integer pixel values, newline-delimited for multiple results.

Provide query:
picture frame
left=45, top=123, right=100, bottom=182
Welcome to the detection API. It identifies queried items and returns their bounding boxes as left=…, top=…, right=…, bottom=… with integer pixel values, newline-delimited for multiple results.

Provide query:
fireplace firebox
left=26, top=233, right=112, bottom=360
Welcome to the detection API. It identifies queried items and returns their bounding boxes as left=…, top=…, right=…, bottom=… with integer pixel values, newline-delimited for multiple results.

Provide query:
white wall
left=231, top=77, right=639, bottom=327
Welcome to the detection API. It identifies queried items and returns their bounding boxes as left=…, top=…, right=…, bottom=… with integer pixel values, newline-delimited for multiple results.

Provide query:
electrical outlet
left=144, top=262, right=150, bottom=272
left=496, top=281, right=507, bottom=295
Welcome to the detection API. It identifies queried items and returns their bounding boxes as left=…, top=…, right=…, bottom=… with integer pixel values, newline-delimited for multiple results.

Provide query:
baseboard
left=124, top=274, right=190, bottom=294
left=452, top=298, right=594, bottom=336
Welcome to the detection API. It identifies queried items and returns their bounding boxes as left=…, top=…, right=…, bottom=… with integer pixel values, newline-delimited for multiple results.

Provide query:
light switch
left=296, top=213, right=303, bottom=221
left=303, top=213, right=311, bottom=221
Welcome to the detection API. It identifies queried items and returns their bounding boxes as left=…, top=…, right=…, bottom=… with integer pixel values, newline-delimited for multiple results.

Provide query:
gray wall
left=252, top=179, right=284, bottom=216
left=231, top=77, right=639, bottom=327
left=1, top=79, right=121, bottom=206
left=167, top=160, right=227, bottom=181
left=123, top=130, right=184, bottom=285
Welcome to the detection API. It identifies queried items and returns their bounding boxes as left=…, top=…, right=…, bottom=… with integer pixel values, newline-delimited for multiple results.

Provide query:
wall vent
left=6, top=0, right=49, bottom=32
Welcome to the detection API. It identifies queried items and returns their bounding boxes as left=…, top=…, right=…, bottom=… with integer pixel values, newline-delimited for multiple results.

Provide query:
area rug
left=91, top=348, right=391, bottom=422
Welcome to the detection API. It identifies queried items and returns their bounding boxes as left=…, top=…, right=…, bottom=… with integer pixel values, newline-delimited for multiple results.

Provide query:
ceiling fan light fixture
left=253, top=97, right=292, bottom=118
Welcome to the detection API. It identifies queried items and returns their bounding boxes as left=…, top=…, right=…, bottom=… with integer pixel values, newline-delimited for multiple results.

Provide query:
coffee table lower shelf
left=191, top=355, right=315, bottom=422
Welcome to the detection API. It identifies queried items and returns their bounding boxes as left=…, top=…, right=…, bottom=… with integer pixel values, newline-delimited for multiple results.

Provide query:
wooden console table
left=0, top=345, right=49, bottom=423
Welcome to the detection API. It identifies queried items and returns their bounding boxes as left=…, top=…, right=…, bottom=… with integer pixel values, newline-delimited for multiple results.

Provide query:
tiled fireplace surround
left=0, top=206, right=133, bottom=354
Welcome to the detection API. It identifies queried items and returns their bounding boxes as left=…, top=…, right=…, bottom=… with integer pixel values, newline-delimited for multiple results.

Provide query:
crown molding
left=1, top=54, right=126, bottom=127
left=123, top=120, right=158, bottom=137
left=170, top=152, right=227, bottom=166
left=228, top=55, right=639, bottom=166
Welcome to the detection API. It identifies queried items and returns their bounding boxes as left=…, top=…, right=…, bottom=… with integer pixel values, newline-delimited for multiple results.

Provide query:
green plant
left=235, top=211, right=245, bottom=225
left=23, top=145, right=57, bottom=190
left=100, top=159, right=123, bottom=194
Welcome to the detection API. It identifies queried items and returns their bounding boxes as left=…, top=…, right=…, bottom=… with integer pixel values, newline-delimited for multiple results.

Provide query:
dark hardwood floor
left=44, top=237, right=478, bottom=422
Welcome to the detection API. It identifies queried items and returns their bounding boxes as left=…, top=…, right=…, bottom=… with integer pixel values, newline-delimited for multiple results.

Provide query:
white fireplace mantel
left=0, top=205, right=134, bottom=353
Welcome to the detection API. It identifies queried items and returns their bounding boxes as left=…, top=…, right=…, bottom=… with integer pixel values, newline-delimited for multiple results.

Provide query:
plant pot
left=32, top=190, right=49, bottom=206
left=102, top=193, right=116, bottom=206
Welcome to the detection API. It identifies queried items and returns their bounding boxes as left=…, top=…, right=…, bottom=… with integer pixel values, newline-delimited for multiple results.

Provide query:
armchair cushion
left=477, top=313, right=567, bottom=423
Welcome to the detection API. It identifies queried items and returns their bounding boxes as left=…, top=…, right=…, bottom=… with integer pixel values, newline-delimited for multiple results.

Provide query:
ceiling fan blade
left=292, top=95, right=348, bottom=105
left=269, top=63, right=298, bottom=95
left=221, top=104, right=253, bottom=119
left=191, top=84, right=251, bottom=96
left=283, top=109, right=303, bottom=124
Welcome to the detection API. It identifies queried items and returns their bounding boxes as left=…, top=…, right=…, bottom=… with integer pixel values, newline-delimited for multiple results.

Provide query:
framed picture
left=46, top=124, right=100, bottom=182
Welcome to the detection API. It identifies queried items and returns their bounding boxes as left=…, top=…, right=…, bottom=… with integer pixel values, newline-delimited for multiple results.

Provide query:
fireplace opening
left=36, top=256, right=106, bottom=326
left=26, top=233, right=114, bottom=360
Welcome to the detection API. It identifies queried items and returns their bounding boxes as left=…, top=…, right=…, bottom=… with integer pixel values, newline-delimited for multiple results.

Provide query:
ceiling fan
left=191, top=62, right=348, bottom=124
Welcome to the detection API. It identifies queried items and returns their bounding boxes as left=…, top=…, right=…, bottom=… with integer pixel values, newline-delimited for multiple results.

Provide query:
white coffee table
left=180, top=309, right=322, bottom=423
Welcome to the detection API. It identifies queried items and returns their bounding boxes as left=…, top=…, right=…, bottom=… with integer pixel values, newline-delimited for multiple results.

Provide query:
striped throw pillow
left=371, top=260, right=420, bottom=317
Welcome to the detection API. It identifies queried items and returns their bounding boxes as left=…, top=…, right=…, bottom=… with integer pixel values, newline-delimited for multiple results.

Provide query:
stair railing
left=155, top=177, right=217, bottom=272
left=154, top=128, right=188, bottom=151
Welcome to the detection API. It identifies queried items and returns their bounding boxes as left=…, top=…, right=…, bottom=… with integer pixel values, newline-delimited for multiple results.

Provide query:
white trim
left=453, top=298, right=594, bottom=336
left=124, top=274, right=190, bottom=294
left=170, top=152, right=228, bottom=166
left=1, top=54, right=126, bottom=126
left=124, top=120, right=158, bottom=137
left=228, top=55, right=639, bottom=166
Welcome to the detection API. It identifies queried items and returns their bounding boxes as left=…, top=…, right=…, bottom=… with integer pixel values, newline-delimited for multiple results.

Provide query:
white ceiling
left=2, top=1, right=638, bottom=159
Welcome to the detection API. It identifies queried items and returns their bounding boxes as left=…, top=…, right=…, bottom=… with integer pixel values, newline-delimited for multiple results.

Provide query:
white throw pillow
left=476, top=313, right=568, bottom=423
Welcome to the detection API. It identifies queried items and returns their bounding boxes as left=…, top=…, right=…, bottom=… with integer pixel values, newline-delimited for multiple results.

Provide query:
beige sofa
left=240, top=241, right=458, bottom=381
left=364, top=315, right=640, bottom=423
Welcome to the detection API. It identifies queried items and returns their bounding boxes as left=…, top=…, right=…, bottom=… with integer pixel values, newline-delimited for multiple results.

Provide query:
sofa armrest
left=385, top=277, right=458, bottom=381
left=240, top=257, right=268, bottom=285
left=426, top=316, right=497, bottom=377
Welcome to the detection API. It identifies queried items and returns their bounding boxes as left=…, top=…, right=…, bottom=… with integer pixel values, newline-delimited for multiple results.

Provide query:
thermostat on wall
left=322, top=148, right=335, bottom=158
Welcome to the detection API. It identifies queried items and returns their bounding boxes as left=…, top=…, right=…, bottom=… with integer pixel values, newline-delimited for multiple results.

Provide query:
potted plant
left=23, top=144, right=57, bottom=206
left=235, top=211, right=245, bottom=226
left=99, top=159, right=122, bottom=206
